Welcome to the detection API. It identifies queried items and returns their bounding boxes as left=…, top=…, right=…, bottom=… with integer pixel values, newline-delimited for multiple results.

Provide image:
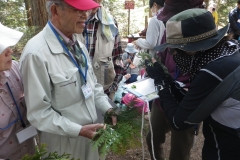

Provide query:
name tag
left=81, top=83, right=93, bottom=99
left=16, top=125, right=38, bottom=144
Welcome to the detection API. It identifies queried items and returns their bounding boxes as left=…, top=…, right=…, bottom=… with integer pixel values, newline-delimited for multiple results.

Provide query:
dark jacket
left=229, top=7, right=240, bottom=36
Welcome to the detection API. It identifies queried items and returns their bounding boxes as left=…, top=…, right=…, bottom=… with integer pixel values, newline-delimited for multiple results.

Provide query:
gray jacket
left=19, top=24, right=112, bottom=160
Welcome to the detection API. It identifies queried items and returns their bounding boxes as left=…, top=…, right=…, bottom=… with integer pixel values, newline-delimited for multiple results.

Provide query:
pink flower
left=121, top=93, right=149, bottom=113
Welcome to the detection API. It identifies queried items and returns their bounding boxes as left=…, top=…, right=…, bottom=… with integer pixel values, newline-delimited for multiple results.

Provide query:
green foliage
left=0, top=0, right=43, bottom=54
left=22, top=143, right=79, bottom=160
left=131, top=85, right=136, bottom=89
left=137, top=51, right=155, bottom=67
left=0, top=0, right=27, bottom=28
left=1, top=0, right=239, bottom=46
left=12, top=55, right=17, bottom=61
left=92, top=106, right=143, bottom=158
left=92, top=124, right=122, bottom=157
left=102, top=0, right=148, bottom=37
left=22, top=144, right=47, bottom=160
left=136, top=51, right=171, bottom=78
left=209, top=0, right=237, bottom=27
left=217, top=0, right=236, bottom=27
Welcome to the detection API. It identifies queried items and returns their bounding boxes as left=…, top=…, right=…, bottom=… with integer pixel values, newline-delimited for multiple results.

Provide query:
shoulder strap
left=124, top=53, right=135, bottom=71
left=185, top=65, right=240, bottom=124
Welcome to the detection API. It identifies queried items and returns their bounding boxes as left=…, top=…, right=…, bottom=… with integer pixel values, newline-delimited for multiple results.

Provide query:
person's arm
left=229, top=9, right=240, bottom=33
left=80, top=45, right=113, bottom=113
left=215, top=12, right=218, bottom=24
left=122, top=53, right=130, bottom=67
left=20, top=54, right=81, bottom=138
left=160, top=71, right=220, bottom=130
left=109, top=20, right=125, bottom=93
left=81, top=44, right=116, bottom=136
left=136, top=17, right=165, bottom=49
left=145, top=60, right=220, bottom=130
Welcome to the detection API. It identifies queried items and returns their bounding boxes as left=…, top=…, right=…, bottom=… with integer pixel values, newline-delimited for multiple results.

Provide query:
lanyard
left=48, top=21, right=88, bottom=83
left=0, top=83, right=26, bottom=130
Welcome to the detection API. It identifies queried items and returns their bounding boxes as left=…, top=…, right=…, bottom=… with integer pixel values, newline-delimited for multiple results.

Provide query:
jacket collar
left=43, top=23, right=85, bottom=55
left=43, top=24, right=65, bottom=54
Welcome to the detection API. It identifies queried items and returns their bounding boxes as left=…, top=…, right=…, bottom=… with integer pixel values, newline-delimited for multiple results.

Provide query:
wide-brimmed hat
left=125, top=43, right=138, bottom=53
left=157, top=0, right=204, bottom=22
left=0, top=23, right=23, bottom=54
left=65, top=0, right=99, bottom=10
left=154, top=9, right=229, bottom=52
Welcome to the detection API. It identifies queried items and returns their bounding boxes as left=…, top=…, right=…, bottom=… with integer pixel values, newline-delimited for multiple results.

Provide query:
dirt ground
left=105, top=121, right=204, bottom=160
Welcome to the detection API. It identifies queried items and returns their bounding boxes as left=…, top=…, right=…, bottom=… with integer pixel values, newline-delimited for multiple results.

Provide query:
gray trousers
left=146, top=99, right=195, bottom=160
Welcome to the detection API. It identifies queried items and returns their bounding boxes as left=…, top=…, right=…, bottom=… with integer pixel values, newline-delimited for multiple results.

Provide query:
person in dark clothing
left=147, top=8, right=240, bottom=160
left=229, top=0, right=240, bottom=39
left=145, top=0, right=204, bottom=160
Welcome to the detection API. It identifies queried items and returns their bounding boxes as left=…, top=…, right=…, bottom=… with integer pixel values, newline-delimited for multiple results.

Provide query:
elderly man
left=19, top=0, right=116, bottom=159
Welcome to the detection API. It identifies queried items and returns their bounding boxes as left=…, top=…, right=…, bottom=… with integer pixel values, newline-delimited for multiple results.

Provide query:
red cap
left=64, top=0, right=100, bottom=10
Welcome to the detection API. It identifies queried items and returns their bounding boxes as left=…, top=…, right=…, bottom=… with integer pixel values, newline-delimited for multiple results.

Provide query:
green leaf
left=22, top=144, right=79, bottom=160
left=91, top=106, right=143, bottom=157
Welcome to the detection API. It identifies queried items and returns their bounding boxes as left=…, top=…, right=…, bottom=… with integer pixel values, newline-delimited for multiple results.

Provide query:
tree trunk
left=30, top=0, right=48, bottom=27
left=24, top=0, right=32, bottom=26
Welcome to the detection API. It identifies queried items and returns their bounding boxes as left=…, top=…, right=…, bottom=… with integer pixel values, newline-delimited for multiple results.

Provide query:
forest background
left=0, top=0, right=237, bottom=159
left=0, top=0, right=239, bottom=55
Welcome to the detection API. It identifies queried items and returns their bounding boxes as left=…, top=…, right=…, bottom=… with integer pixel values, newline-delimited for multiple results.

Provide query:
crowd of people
left=1, top=0, right=240, bottom=159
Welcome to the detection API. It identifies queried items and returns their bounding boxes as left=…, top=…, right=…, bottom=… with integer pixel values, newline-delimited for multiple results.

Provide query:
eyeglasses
left=55, top=3, right=92, bottom=17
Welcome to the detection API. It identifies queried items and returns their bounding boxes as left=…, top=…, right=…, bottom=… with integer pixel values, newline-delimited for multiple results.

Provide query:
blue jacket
left=229, top=7, right=240, bottom=35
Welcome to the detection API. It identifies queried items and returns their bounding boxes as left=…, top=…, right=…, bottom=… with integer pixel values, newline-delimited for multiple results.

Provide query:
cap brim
left=64, top=0, right=100, bottom=10
left=154, top=24, right=229, bottom=53
left=0, top=23, right=23, bottom=54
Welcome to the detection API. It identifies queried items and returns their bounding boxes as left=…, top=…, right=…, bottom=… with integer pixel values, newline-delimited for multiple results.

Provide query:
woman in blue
left=122, top=43, right=140, bottom=83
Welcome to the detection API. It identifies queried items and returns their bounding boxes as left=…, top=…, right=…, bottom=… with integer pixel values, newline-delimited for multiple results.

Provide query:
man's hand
left=107, top=108, right=117, bottom=126
left=79, top=123, right=104, bottom=139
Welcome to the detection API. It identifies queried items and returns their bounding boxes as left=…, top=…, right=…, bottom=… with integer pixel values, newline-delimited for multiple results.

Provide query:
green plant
left=22, top=143, right=79, bottom=160
left=131, top=85, right=136, bottom=89
left=136, top=51, right=170, bottom=76
left=91, top=106, right=143, bottom=158
left=12, top=55, right=17, bottom=61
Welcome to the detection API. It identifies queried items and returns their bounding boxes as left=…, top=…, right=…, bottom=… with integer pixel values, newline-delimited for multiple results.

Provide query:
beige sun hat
left=0, top=23, right=23, bottom=54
